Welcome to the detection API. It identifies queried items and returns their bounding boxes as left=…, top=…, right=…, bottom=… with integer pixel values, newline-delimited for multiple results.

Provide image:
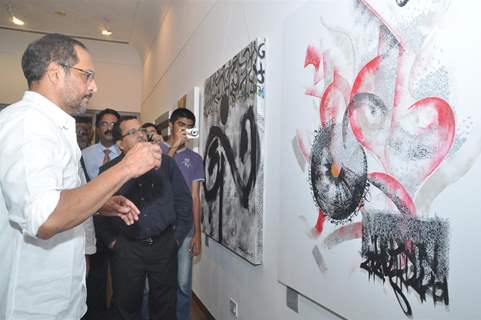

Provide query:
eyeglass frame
left=98, top=121, right=117, bottom=128
left=59, top=63, right=96, bottom=82
left=121, top=127, right=148, bottom=139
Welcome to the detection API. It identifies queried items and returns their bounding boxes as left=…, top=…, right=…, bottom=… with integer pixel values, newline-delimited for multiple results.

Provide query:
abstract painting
left=278, top=0, right=481, bottom=319
left=201, top=39, right=266, bottom=265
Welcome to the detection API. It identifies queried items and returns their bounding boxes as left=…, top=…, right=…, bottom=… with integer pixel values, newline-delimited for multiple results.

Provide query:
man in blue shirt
left=81, top=108, right=121, bottom=320
left=82, top=108, right=121, bottom=178
left=98, top=117, right=192, bottom=320
left=163, top=108, right=204, bottom=320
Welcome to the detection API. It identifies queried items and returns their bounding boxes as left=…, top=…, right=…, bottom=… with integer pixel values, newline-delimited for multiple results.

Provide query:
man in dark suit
left=97, top=117, right=192, bottom=320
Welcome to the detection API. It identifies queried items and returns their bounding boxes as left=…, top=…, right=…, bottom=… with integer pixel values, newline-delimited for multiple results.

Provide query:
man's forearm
left=37, top=162, right=131, bottom=239
left=167, top=146, right=178, bottom=157
left=192, top=191, right=201, bottom=235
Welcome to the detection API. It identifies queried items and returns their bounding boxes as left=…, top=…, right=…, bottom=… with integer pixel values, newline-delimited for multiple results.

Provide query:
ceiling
left=0, top=0, right=170, bottom=59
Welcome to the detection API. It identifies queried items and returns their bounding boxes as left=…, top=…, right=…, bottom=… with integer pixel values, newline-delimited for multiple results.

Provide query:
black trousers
left=110, top=229, right=178, bottom=320
left=83, top=244, right=111, bottom=320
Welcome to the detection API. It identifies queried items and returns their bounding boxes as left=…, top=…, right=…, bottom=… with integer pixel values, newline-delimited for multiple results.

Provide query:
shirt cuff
left=24, top=190, right=61, bottom=237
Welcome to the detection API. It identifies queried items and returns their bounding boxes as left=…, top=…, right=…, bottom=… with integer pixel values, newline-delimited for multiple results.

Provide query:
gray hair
left=21, top=33, right=87, bottom=88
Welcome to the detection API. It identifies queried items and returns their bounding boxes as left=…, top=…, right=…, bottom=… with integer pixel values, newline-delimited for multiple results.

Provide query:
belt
left=130, top=226, right=173, bottom=245
left=140, top=236, right=156, bottom=245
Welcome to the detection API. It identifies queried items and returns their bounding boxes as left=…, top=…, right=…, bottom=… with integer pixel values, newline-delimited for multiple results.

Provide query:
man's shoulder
left=0, top=100, right=49, bottom=123
left=160, top=142, right=169, bottom=153
left=181, top=147, right=203, bottom=161
left=82, top=143, right=100, bottom=156
left=0, top=102, right=59, bottom=139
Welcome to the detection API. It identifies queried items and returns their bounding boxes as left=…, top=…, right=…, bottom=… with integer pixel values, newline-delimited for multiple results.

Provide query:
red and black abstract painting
left=279, top=0, right=481, bottom=319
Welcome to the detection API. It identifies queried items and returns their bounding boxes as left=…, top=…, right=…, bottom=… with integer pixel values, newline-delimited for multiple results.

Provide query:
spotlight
left=6, top=4, right=25, bottom=26
left=101, top=17, right=112, bottom=36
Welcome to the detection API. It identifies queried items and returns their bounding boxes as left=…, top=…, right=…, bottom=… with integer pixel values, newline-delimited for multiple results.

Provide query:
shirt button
left=140, top=197, right=144, bottom=201
left=138, top=183, right=143, bottom=187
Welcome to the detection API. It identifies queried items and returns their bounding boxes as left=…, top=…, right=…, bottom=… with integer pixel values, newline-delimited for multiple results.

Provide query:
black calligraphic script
left=361, top=212, right=449, bottom=316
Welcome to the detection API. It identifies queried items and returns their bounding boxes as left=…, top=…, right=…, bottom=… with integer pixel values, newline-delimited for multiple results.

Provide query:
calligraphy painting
left=202, top=39, right=266, bottom=265
left=278, top=0, right=481, bottom=319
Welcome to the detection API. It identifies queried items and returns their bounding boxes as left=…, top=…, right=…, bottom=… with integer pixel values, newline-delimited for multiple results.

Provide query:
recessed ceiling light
left=11, top=16, right=24, bottom=25
left=101, top=17, right=113, bottom=36
left=6, top=4, right=24, bottom=25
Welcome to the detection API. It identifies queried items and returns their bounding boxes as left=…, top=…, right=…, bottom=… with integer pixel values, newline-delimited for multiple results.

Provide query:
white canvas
left=278, top=1, right=481, bottom=319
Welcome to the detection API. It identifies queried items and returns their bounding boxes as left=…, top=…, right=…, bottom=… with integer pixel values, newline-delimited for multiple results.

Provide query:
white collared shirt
left=82, top=142, right=121, bottom=180
left=0, top=91, right=87, bottom=319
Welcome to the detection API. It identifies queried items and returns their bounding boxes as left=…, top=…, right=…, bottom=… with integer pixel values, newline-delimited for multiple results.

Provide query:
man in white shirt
left=81, top=108, right=122, bottom=319
left=0, top=33, right=162, bottom=320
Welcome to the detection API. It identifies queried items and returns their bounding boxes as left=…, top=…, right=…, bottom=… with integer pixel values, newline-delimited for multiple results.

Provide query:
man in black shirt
left=98, top=117, right=192, bottom=320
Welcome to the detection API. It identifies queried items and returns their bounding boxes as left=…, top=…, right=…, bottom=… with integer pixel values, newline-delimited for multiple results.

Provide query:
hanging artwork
left=201, top=38, right=266, bottom=265
left=155, top=110, right=171, bottom=141
left=278, top=0, right=481, bottom=319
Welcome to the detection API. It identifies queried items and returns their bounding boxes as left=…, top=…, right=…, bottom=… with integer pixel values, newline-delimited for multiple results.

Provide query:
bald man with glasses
left=96, top=117, right=192, bottom=320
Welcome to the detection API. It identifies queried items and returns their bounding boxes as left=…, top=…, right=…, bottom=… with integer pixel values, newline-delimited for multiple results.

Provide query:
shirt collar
left=96, top=142, right=120, bottom=155
left=23, top=91, right=75, bottom=130
left=163, top=141, right=186, bottom=153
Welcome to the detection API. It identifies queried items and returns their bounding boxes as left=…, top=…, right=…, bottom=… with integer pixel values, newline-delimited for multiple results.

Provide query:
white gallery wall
left=141, top=1, right=341, bottom=319
left=142, top=0, right=481, bottom=320
left=0, top=29, right=142, bottom=113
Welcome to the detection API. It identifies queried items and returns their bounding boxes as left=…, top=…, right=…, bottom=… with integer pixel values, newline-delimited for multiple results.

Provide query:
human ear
left=116, top=140, right=125, bottom=152
left=46, top=63, right=62, bottom=84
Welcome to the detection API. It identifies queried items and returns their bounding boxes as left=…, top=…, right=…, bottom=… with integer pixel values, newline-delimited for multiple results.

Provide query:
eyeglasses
left=60, top=63, right=95, bottom=82
left=98, top=121, right=116, bottom=128
left=121, top=127, right=147, bottom=138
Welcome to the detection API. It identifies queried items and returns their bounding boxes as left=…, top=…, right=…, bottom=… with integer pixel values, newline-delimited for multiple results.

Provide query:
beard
left=61, top=78, right=93, bottom=115
left=66, top=93, right=92, bottom=115
left=73, top=104, right=87, bottom=116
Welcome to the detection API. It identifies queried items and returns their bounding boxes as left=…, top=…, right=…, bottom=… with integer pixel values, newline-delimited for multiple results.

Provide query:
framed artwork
left=155, top=110, right=171, bottom=142
left=201, top=38, right=266, bottom=265
left=278, top=1, right=481, bottom=319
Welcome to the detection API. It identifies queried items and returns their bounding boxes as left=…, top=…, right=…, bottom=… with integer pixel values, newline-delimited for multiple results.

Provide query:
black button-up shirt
left=96, top=154, right=193, bottom=245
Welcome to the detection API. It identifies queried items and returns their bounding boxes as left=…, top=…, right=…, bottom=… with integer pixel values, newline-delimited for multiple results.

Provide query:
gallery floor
left=192, top=293, right=215, bottom=320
